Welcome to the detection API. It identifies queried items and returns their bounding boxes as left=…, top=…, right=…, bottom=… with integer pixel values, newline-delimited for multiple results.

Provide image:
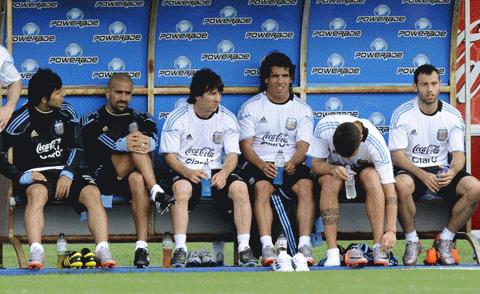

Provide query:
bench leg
left=9, top=237, right=26, bottom=268
left=457, top=232, right=480, bottom=265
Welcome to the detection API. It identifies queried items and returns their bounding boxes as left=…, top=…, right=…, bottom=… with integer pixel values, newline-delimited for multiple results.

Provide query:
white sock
left=405, top=230, right=419, bottom=243
left=135, top=240, right=148, bottom=251
left=150, top=184, right=165, bottom=202
left=260, top=235, right=273, bottom=248
left=324, top=248, right=340, bottom=267
left=95, top=241, right=109, bottom=252
left=237, top=234, right=250, bottom=252
left=30, top=242, right=44, bottom=253
left=440, top=227, right=456, bottom=241
left=174, top=234, right=187, bottom=251
left=298, top=235, right=311, bottom=248
left=373, top=243, right=381, bottom=250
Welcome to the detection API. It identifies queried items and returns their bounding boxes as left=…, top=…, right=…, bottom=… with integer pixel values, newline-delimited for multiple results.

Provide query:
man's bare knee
left=172, top=180, right=192, bottom=202
left=293, top=179, right=313, bottom=200
left=395, top=174, right=415, bottom=200
left=254, top=181, right=273, bottom=202
left=228, top=181, right=250, bottom=202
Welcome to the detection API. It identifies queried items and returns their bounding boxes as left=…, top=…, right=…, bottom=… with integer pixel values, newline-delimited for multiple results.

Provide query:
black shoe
left=171, top=248, right=187, bottom=268
left=153, top=191, right=176, bottom=215
left=62, top=251, right=83, bottom=269
left=81, top=248, right=96, bottom=268
left=238, top=247, right=257, bottom=267
left=134, top=248, right=150, bottom=268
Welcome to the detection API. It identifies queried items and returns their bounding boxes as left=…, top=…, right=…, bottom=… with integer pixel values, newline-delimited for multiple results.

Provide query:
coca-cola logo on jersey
left=36, top=138, right=62, bottom=159
left=261, top=132, right=288, bottom=147
left=185, top=147, right=214, bottom=158
left=412, top=144, right=440, bottom=155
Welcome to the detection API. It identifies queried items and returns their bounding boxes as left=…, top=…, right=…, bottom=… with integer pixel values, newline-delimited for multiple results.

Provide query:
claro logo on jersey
left=93, top=21, right=142, bottom=43
left=357, top=4, right=406, bottom=24
left=313, top=97, right=359, bottom=119
left=158, top=56, right=198, bottom=78
left=398, top=18, right=447, bottom=39
left=311, top=53, right=360, bottom=76
left=159, top=20, right=208, bottom=41
left=201, top=40, right=250, bottom=62
left=368, top=112, right=389, bottom=134
left=248, top=0, right=297, bottom=6
left=49, top=43, right=99, bottom=65
left=161, top=0, right=211, bottom=6
left=92, top=58, right=141, bottom=79
left=315, top=0, right=365, bottom=4
left=245, top=19, right=294, bottom=40
left=354, top=38, right=404, bottom=60
left=401, top=0, right=450, bottom=4
left=20, top=58, right=39, bottom=80
left=13, top=22, right=56, bottom=44
left=13, top=1, right=58, bottom=9
left=396, top=54, right=446, bottom=75
left=312, top=18, right=361, bottom=39
left=203, top=6, right=252, bottom=26
left=50, top=8, right=100, bottom=28
left=94, top=1, right=145, bottom=8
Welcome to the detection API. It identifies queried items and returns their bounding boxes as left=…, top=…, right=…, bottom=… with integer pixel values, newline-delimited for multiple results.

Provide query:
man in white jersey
left=389, top=64, right=480, bottom=265
left=161, top=68, right=257, bottom=268
left=238, top=52, right=315, bottom=268
left=309, top=114, right=397, bottom=267
left=0, top=45, right=22, bottom=131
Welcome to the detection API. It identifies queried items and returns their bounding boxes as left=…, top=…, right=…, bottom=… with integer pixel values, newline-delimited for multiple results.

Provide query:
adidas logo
left=186, top=134, right=193, bottom=140
left=259, top=117, right=268, bottom=123
left=410, top=129, right=417, bottom=136
left=30, top=130, right=39, bottom=138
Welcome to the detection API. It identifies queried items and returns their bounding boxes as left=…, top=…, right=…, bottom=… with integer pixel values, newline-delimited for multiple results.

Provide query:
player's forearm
left=221, top=153, right=238, bottom=175
left=164, top=153, right=191, bottom=178
left=449, top=151, right=465, bottom=176
left=391, top=150, right=425, bottom=179
left=383, top=183, right=398, bottom=232
left=310, top=158, right=335, bottom=176
left=289, top=141, right=308, bottom=166
left=6, top=80, right=21, bottom=108
left=240, top=139, right=264, bottom=169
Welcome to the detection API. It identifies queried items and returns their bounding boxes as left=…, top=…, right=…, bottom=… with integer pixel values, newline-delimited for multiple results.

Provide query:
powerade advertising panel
left=155, top=0, right=302, bottom=86
left=12, top=0, right=150, bottom=86
left=308, top=1, right=453, bottom=86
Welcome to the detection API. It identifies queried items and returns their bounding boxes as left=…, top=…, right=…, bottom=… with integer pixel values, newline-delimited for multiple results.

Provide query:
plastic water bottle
left=56, top=233, right=67, bottom=269
left=201, top=162, right=212, bottom=197
left=345, top=165, right=357, bottom=199
left=423, top=166, right=449, bottom=200
left=273, top=150, right=285, bottom=186
left=162, top=233, right=173, bottom=268
left=275, top=233, right=288, bottom=254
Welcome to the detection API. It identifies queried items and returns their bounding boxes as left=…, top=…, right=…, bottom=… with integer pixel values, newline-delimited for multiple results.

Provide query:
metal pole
left=465, top=0, right=472, bottom=173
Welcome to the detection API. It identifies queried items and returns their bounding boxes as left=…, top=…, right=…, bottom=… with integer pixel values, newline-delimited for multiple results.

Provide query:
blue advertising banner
left=12, top=0, right=150, bottom=86
left=155, top=0, right=302, bottom=86
left=307, top=0, right=453, bottom=86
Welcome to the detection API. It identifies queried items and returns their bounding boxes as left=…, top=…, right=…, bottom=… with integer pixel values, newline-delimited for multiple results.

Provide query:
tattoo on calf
left=320, top=208, right=340, bottom=225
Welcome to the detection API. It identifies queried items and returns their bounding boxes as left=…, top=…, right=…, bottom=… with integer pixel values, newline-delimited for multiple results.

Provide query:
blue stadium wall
left=8, top=0, right=455, bottom=147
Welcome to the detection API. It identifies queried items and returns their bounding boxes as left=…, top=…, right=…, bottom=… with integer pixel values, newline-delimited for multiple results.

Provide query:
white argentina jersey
left=308, top=114, right=394, bottom=184
left=237, top=92, right=313, bottom=162
left=388, top=98, right=465, bottom=168
left=160, top=104, right=240, bottom=170
left=0, top=46, right=21, bottom=87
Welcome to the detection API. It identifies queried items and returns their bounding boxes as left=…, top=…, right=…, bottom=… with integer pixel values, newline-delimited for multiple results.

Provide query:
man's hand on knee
left=55, top=176, right=72, bottom=200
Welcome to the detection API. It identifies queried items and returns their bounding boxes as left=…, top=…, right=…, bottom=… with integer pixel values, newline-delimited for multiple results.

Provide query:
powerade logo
left=50, top=8, right=100, bottom=28
left=13, top=1, right=58, bottom=9
left=398, top=18, right=447, bottom=39
left=92, top=58, right=141, bottom=79
left=203, top=6, right=252, bottom=26
left=94, top=1, right=145, bottom=8
left=201, top=40, right=250, bottom=62
left=312, top=18, right=361, bottom=39
left=311, top=53, right=360, bottom=76
left=161, top=0, right=211, bottom=6
left=93, top=21, right=142, bottom=43
left=357, top=4, right=406, bottom=24
left=396, top=54, right=446, bottom=75
left=159, top=20, right=208, bottom=41
left=401, top=0, right=450, bottom=4
left=315, top=0, right=365, bottom=4
left=158, top=56, right=198, bottom=77
left=13, top=22, right=56, bottom=44
left=313, top=97, right=359, bottom=119
left=354, top=38, right=404, bottom=60
left=20, top=58, right=39, bottom=79
left=244, top=68, right=260, bottom=77
left=48, top=43, right=99, bottom=65
left=244, top=19, right=294, bottom=40
left=248, top=0, right=297, bottom=6
left=368, top=112, right=389, bottom=134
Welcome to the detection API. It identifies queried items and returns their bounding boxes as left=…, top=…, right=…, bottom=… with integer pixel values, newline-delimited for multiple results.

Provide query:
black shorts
left=95, top=160, right=131, bottom=198
left=242, top=162, right=313, bottom=197
left=171, top=168, right=244, bottom=214
left=23, top=169, right=97, bottom=213
left=394, top=166, right=471, bottom=206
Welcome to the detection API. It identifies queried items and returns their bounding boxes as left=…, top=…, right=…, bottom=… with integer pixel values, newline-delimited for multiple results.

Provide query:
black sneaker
left=238, top=247, right=257, bottom=267
left=153, top=191, right=176, bottom=215
left=81, top=248, right=97, bottom=268
left=62, top=251, right=83, bottom=269
left=171, top=248, right=187, bottom=268
left=134, top=248, right=150, bottom=268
